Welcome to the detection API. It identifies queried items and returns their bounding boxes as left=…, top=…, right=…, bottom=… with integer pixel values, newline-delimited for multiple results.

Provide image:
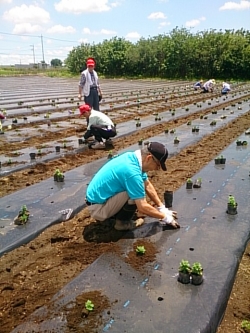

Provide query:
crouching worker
left=221, top=82, right=231, bottom=95
left=85, top=142, right=180, bottom=230
left=79, top=104, right=117, bottom=149
left=201, top=79, right=216, bottom=93
left=193, top=80, right=203, bottom=91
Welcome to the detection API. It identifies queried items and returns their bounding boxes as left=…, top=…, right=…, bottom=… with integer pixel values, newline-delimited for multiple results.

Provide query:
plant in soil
left=228, top=195, right=237, bottom=208
left=178, top=259, right=191, bottom=284
left=54, top=168, right=64, bottom=182
left=191, top=262, right=203, bottom=285
left=227, top=194, right=238, bottom=215
left=136, top=245, right=146, bottom=255
left=14, top=205, right=30, bottom=225
left=85, top=300, right=94, bottom=311
left=241, top=320, right=250, bottom=333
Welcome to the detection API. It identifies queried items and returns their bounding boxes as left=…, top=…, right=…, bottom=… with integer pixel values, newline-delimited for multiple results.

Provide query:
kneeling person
left=85, top=142, right=179, bottom=230
left=79, top=104, right=117, bottom=149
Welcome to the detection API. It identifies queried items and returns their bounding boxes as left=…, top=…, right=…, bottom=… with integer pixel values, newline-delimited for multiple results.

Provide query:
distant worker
left=79, top=104, right=116, bottom=149
left=193, top=80, right=203, bottom=90
left=221, top=82, right=231, bottom=95
left=78, top=58, right=102, bottom=111
left=202, top=79, right=216, bottom=93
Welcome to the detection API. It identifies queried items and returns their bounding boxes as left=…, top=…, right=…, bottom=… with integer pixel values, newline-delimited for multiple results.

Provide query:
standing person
left=78, top=58, right=102, bottom=111
left=85, top=142, right=179, bottom=230
left=79, top=104, right=116, bottom=149
left=193, top=80, right=203, bottom=91
left=201, top=79, right=216, bottom=93
left=221, top=82, right=231, bottom=95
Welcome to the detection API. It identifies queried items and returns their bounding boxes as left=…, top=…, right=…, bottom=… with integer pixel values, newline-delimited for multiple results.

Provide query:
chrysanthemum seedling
left=85, top=300, right=94, bottom=311
left=136, top=245, right=146, bottom=255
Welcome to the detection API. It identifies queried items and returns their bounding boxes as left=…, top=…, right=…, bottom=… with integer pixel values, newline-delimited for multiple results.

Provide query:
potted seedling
left=136, top=245, right=146, bottom=255
left=185, top=107, right=189, bottom=111
left=164, top=128, right=169, bottom=134
left=12, top=118, right=18, bottom=124
left=164, top=190, right=173, bottom=208
left=210, top=120, right=216, bottom=126
left=187, top=121, right=192, bottom=126
left=220, top=155, right=226, bottom=164
left=14, top=205, right=30, bottom=225
left=236, top=139, right=242, bottom=146
left=211, top=110, right=217, bottom=114
left=138, top=138, right=143, bottom=146
left=29, top=152, right=36, bottom=160
left=191, top=262, right=204, bottom=285
left=186, top=178, right=193, bottom=189
left=200, top=114, right=203, bottom=119
left=107, top=150, right=113, bottom=159
left=227, top=195, right=237, bottom=215
left=54, top=168, right=64, bottom=182
left=178, top=259, right=191, bottom=284
left=214, top=156, right=221, bottom=165
left=37, top=149, right=42, bottom=156
left=174, top=136, right=180, bottom=144
left=55, top=145, right=61, bottom=152
left=169, top=128, right=176, bottom=134
left=136, top=120, right=141, bottom=128
left=193, top=177, right=202, bottom=188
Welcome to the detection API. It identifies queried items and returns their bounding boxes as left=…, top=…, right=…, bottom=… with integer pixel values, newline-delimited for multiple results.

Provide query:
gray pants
left=87, top=192, right=135, bottom=221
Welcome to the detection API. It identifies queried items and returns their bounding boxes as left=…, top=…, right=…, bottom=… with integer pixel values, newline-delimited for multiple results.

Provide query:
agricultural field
left=0, top=76, right=249, bottom=333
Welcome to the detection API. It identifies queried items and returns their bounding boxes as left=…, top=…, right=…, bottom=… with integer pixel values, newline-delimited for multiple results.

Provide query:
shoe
left=91, top=142, right=105, bottom=149
left=86, top=136, right=95, bottom=142
left=114, top=218, right=144, bottom=231
left=105, top=139, right=114, bottom=148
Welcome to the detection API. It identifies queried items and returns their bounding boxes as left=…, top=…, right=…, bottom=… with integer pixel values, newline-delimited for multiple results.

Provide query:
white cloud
left=148, top=12, right=166, bottom=20
left=82, top=27, right=116, bottom=35
left=13, top=23, right=43, bottom=34
left=159, top=21, right=171, bottom=27
left=125, top=32, right=141, bottom=39
left=47, top=25, right=76, bottom=34
left=185, top=16, right=206, bottom=27
left=0, top=0, right=12, bottom=3
left=46, top=46, right=73, bottom=56
left=54, top=0, right=111, bottom=14
left=3, top=4, right=50, bottom=24
left=219, top=0, right=250, bottom=10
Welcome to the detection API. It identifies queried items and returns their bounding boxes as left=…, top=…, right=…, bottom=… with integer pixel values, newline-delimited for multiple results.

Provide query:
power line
left=0, top=31, right=79, bottom=43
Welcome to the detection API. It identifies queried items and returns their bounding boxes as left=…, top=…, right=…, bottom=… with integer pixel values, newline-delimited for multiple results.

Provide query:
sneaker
left=86, top=136, right=95, bottom=142
left=114, top=218, right=144, bottom=231
left=105, top=139, right=114, bottom=148
left=91, top=142, right=105, bottom=149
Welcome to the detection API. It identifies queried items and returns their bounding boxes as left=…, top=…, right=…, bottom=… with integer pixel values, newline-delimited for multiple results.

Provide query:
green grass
left=0, top=66, right=77, bottom=78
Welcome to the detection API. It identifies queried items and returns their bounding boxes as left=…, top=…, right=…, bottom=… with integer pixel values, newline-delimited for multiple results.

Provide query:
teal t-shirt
left=86, top=151, right=148, bottom=203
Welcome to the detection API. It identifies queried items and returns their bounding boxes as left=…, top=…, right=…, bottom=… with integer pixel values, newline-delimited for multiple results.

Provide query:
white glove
left=159, top=211, right=180, bottom=228
left=157, top=205, right=177, bottom=219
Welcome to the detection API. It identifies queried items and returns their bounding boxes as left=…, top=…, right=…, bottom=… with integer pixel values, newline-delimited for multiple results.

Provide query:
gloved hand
left=159, top=210, right=180, bottom=228
left=157, top=205, right=177, bottom=219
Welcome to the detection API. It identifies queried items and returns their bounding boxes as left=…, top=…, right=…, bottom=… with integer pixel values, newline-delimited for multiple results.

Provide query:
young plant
left=241, top=320, right=250, bottom=332
left=186, top=178, right=193, bottom=183
left=85, top=300, right=94, bottom=311
left=178, top=260, right=191, bottom=274
left=191, top=262, right=203, bottom=276
left=228, top=195, right=237, bottom=207
left=136, top=245, right=146, bottom=255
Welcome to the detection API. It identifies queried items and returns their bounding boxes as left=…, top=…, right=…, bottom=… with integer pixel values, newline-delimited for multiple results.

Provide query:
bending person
left=79, top=104, right=116, bottom=149
left=85, top=142, right=179, bottom=230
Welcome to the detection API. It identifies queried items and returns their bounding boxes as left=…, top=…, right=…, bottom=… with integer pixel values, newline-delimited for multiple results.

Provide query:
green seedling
left=241, top=320, right=250, bottom=332
left=136, top=245, right=146, bottom=254
left=228, top=195, right=237, bottom=207
left=178, top=260, right=191, bottom=274
left=85, top=300, right=94, bottom=311
left=186, top=178, right=193, bottom=183
left=191, top=262, right=203, bottom=276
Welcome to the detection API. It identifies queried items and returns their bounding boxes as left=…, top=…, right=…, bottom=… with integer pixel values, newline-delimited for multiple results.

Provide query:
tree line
left=64, top=27, right=250, bottom=80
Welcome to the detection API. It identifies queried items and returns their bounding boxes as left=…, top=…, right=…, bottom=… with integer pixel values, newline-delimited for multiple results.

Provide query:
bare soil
left=0, top=91, right=249, bottom=332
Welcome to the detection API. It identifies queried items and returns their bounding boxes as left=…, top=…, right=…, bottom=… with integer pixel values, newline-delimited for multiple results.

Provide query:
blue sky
left=0, top=0, right=250, bottom=66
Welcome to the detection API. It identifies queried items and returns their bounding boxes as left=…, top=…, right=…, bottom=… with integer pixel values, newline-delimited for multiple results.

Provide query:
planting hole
left=50, top=201, right=54, bottom=204
left=193, top=198, right=196, bottom=200
left=212, top=217, right=216, bottom=219
left=189, top=248, right=194, bottom=251
left=158, top=297, right=164, bottom=301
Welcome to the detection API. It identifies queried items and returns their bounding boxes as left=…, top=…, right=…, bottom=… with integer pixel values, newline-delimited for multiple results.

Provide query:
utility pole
left=40, top=35, right=45, bottom=67
left=30, top=44, right=35, bottom=64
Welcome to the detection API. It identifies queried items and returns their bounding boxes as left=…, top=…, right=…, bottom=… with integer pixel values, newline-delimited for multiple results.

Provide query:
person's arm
left=78, top=73, right=86, bottom=100
left=135, top=197, right=164, bottom=219
left=144, top=179, right=163, bottom=207
left=97, top=78, right=102, bottom=96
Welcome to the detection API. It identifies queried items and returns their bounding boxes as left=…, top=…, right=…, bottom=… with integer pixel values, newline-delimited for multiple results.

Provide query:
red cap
left=79, top=104, right=91, bottom=115
left=86, top=58, right=95, bottom=67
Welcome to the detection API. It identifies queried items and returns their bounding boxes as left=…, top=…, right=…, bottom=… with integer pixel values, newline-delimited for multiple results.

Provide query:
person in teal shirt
left=86, top=142, right=179, bottom=230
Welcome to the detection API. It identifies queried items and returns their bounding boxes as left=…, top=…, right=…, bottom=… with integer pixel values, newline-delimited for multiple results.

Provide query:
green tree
left=50, top=58, right=63, bottom=67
